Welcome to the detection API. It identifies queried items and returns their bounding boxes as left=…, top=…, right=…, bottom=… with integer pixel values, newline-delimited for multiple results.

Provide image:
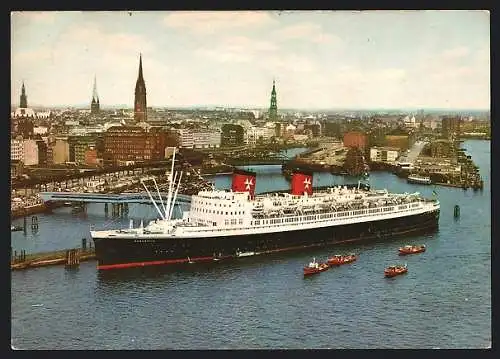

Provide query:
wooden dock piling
left=65, top=249, right=80, bottom=268
left=11, top=247, right=95, bottom=271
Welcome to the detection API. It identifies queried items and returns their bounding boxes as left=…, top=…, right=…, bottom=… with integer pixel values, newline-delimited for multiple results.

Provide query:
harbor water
left=11, top=140, right=491, bottom=349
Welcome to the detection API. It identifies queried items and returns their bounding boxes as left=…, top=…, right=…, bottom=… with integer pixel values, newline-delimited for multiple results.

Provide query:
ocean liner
left=90, top=149, right=440, bottom=270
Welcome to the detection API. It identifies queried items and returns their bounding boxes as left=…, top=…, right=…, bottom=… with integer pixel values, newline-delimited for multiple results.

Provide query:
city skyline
left=11, top=11, right=490, bottom=110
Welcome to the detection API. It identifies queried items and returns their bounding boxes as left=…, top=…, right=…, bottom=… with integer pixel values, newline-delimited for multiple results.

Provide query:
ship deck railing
left=178, top=204, right=438, bottom=235
left=251, top=199, right=429, bottom=219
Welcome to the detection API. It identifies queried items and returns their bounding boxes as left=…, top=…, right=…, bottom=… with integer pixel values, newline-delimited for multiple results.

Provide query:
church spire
left=138, top=53, right=144, bottom=81
left=20, top=81, right=28, bottom=108
left=91, top=75, right=100, bottom=114
left=134, top=53, right=147, bottom=122
left=92, top=75, right=99, bottom=103
left=269, top=79, right=277, bottom=122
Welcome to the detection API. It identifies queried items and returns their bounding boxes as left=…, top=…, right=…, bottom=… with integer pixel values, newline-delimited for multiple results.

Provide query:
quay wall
left=11, top=248, right=96, bottom=271
left=11, top=203, right=60, bottom=220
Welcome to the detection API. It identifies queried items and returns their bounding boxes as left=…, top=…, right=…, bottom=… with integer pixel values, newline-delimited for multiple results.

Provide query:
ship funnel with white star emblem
left=291, top=169, right=314, bottom=196
left=231, top=169, right=257, bottom=199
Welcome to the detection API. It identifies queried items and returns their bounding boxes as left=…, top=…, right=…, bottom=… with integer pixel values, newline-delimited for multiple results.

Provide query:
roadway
left=398, top=140, right=427, bottom=164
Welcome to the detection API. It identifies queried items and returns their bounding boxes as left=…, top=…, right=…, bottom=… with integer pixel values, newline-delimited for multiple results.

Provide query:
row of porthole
left=182, top=208, right=428, bottom=234
left=194, top=207, right=244, bottom=216
left=195, top=201, right=243, bottom=208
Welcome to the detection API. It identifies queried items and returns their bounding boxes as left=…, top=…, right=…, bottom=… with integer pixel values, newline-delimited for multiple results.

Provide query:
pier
left=11, top=239, right=96, bottom=271
left=11, top=248, right=96, bottom=271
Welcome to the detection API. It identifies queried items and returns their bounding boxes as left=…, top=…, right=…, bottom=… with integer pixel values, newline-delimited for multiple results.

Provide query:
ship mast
left=169, top=171, right=183, bottom=220
left=145, top=147, right=181, bottom=222
left=164, top=148, right=177, bottom=219
left=152, top=177, right=167, bottom=217
left=141, top=179, right=166, bottom=221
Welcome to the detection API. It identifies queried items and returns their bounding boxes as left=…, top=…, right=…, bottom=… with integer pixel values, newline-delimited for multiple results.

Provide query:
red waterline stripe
left=97, top=255, right=214, bottom=270
left=98, top=239, right=364, bottom=270
left=98, top=225, right=432, bottom=270
left=261, top=237, right=361, bottom=255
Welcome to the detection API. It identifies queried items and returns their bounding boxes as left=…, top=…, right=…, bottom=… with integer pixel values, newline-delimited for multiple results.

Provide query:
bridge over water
left=227, top=159, right=287, bottom=166
left=39, top=192, right=192, bottom=205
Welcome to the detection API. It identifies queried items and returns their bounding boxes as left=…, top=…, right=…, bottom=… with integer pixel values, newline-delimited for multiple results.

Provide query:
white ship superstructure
left=92, top=183, right=439, bottom=239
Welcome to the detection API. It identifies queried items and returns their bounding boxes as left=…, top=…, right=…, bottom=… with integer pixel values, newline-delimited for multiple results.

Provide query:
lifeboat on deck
left=327, top=254, right=357, bottom=266
left=384, top=264, right=408, bottom=278
left=398, top=245, right=426, bottom=256
left=303, top=258, right=329, bottom=276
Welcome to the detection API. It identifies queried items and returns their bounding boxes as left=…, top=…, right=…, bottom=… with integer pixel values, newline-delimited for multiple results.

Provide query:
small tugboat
left=212, top=252, right=222, bottom=262
left=407, top=175, right=432, bottom=185
left=327, top=253, right=357, bottom=266
left=236, top=250, right=256, bottom=258
left=384, top=264, right=408, bottom=278
left=303, top=258, right=329, bottom=276
left=11, top=225, right=23, bottom=232
left=398, top=244, right=426, bottom=256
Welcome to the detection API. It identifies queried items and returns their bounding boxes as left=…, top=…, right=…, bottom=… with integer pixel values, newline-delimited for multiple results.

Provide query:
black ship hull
left=93, top=209, right=439, bottom=270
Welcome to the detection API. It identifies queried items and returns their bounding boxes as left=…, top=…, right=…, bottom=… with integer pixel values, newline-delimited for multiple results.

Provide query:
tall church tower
left=134, top=54, right=147, bottom=122
left=20, top=81, right=28, bottom=109
left=269, top=79, right=278, bottom=122
left=91, top=75, right=100, bottom=114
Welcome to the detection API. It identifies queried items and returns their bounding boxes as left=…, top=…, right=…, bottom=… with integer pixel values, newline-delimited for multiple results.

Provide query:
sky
left=11, top=11, right=490, bottom=110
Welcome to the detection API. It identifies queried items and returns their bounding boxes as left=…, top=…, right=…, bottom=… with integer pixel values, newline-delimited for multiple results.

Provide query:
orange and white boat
left=398, top=244, right=426, bottom=256
left=303, top=258, right=329, bottom=276
left=384, top=264, right=408, bottom=278
left=327, top=254, right=357, bottom=266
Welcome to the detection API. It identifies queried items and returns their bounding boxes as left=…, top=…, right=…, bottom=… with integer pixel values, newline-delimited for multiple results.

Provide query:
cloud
left=263, top=54, right=317, bottom=73
left=273, top=22, right=341, bottom=44
left=195, top=33, right=316, bottom=73
left=416, top=46, right=488, bottom=84
left=13, top=22, right=155, bottom=73
left=375, top=46, right=489, bottom=109
left=12, top=11, right=57, bottom=23
left=440, top=46, right=470, bottom=60
left=12, top=22, right=160, bottom=106
left=163, top=11, right=276, bottom=34
left=277, top=66, right=411, bottom=109
left=13, top=47, right=53, bottom=64
left=195, top=35, right=277, bottom=63
left=61, top=24, right=155, bottom=54
left=11, top=12, right=490, bottom=109
left=332, top=66, right=407, bottom=86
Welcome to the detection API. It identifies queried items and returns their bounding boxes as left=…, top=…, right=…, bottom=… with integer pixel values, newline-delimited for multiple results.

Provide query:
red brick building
left=104, top=126, right=175, bottom=165
left=385, top=135, right=410, bottom=150
left=84, top=147, right=98, bottom=166
left=343, top=131, right=367, bottom=150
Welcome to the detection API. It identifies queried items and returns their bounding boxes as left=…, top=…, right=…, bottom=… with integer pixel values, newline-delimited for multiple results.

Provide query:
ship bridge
left=38, top=192, right=192, bottom=205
